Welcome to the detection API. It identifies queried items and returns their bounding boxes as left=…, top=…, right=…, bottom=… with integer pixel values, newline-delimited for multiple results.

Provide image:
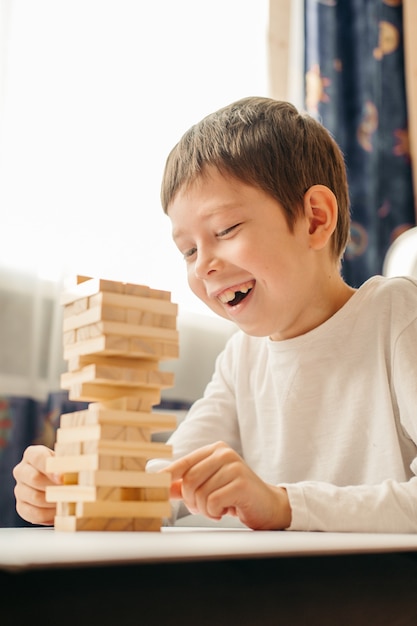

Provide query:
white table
left=1, top=526, right=417, bottom=570
left=1, top=527, right=417, bottom=625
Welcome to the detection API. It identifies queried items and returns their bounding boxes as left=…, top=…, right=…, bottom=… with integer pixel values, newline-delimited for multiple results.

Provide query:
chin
left=241, top=328, right=271, bottom=338
left=229, top=319, right=271, bottom=337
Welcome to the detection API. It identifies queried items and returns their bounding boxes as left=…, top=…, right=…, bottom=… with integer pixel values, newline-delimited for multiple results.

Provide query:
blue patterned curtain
left=305, top=0, right=415, bottom=287
left=0, top=393, right=88, bottom=527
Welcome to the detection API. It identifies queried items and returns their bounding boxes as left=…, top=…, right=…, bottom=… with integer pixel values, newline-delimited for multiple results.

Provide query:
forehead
left=168, top=168, right=255, bottom=213
left=168, top=171, right=256, bottom=235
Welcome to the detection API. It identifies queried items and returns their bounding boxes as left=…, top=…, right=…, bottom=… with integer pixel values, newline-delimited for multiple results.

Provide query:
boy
left=13, top=97, right=417, bottom=532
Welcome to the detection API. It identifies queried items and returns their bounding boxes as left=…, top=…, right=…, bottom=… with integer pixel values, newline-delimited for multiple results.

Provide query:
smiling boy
left=13, top=97, right=417, bottom=532
left=156, top=97, right=417, bottom=532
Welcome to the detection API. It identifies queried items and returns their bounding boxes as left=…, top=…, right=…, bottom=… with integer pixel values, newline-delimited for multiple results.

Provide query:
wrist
left=271, top=485, right=292, bottom=530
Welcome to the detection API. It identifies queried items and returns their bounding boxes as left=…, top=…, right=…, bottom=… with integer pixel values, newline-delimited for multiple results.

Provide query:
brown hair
left=161, top=97, right=350, bottom=259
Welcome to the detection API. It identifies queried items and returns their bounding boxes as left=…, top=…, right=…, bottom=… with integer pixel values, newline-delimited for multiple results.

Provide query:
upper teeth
left=218, top=282, right=253, bottom=304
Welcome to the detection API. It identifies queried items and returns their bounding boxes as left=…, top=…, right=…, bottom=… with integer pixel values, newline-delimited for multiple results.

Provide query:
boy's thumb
left=169, top=479, right=183, bottom=500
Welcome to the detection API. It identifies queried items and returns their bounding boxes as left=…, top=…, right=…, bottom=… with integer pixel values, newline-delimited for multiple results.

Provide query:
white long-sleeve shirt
left=154, top=276, right=417, bottom=532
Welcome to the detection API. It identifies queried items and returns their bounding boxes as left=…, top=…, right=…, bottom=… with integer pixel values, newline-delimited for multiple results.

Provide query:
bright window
left=0, top=0, right=269, bottom=314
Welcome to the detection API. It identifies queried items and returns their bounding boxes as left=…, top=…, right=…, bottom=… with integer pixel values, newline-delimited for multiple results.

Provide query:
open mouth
left=228, top=289, right=252, bottom=306
left=218, top=280, right=254, bottom=307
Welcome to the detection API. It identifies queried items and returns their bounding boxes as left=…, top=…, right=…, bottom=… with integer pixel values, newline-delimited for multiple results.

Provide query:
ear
left=303, top=185, right=338, bottom=251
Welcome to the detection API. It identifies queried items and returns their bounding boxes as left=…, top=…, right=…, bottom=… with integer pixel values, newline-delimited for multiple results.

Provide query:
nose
left=193, top=245, right=219, bottom=279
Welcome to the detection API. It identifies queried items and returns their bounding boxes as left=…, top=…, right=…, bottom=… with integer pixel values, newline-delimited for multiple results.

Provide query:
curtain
left=304, top=0, right=415, bottom=287
left=403, top=0, right=417, bottom=211
left=0, top=392, right=88, bottom=527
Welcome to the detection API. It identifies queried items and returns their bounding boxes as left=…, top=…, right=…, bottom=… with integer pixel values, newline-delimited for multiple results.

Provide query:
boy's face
left=168, top=168, right=327, bottom=341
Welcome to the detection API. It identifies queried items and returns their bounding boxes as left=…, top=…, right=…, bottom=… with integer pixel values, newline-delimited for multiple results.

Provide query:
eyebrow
left=171, top=202, right=243, bottom=241
left=171, top=228, right=184, bottom=242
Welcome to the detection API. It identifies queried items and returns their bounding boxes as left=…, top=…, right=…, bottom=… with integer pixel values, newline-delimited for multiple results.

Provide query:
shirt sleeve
left=284, top=478, right=417, bottom=533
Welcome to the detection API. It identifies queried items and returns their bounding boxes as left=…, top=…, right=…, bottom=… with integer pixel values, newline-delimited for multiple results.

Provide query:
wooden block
left=126, top=309, right=177, bottom=329
left=86, top=455, right=147, bottom=471
left=156, top=313, right=177, bottom=330
left=123, top=283, right=153, bottom=297
left=63, top=334, right=127, bottom=358
left=125, top=284, right=171, bottom=301
left=61, top=276, right=172, bottom=306
left=61, top=364, right=174, bottom=391
left=121, top=457, right=148, bottom=471
left=48, top=485, right=163, bottom=503
left=70, top=319, right=179, bottom=343
left=98, top=486, right=136, bottom=501
left=129, top=336, right=179, bottom=360
left=50, top=452, right=150, bottom=473
left=140, top=487, right=170, bottom=501
left=54, top=515, right=162, bottom=532
left=46, top=485, right=97, bottom=503
left=99, top=397, right=147, bottom=411
left=54, top=441, right=83, bottom=456
left=126, top=309, right=145, bottom=325
left=46, top=454, right=99, bottom=474
left=62, top=472, right=78, bottom=485
left=96, top=486, right=168, bottom=501
left=62, top=307, right=117, bottom=332
left=76, top=500, right=172, bottom=518
left=76, top=275, right=93, bottom=284
left=131, top=517, right=164, bottom=531
left=58, top=406, right=177, bottom=432
left=76, top=469, right=171, bottom=488
left=81, top=439, right=172, bottom=459
left=56, top=424, right=126, bottom=444
left=63, top=297, right=89, bottom=319
left=63, top=329, right=76, bottom=346
left=63, top=306, right=177, bottom=334
left=61, top=277, right=128, bottom=305
left=89, top=291, right=177, bottom=316
left=67, top=382, right=161, bottom=407
left=98, top=396, right=159, bottom=413
left=96, top=456, right=124, bottom=471
left=63, top=334, right=179, bottom=361
left=59, top=412, right=152, bottom=441
left=55, top=423, right=164, bottom=444
left=66, top=354, right=161, bottom=373
left=56, top=502, right=76, bottom=516
left=124, top=426, right=151, bottom=442
left=97, top=305, right=127, bottom=323
left=47, top=454, right=152, bottom=474
left=58, top=409, right=91, bottom=428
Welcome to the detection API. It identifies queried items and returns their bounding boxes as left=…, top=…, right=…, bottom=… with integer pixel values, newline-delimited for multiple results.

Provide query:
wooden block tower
left=45, top=276, right=179, bottom=531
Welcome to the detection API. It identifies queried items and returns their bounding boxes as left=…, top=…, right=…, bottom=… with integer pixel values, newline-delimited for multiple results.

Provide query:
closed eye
left=216, top=223, right=242, bottom=238
left=183, top=246, right=197, bottom=260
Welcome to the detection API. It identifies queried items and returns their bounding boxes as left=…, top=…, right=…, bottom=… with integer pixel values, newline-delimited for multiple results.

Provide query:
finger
left=13, top=446, right=61, bottom=489
left=14, top=482, right=55, bottom=509
left=192, top=463, right=239, bottom=519
left=16, top=499, right=56, bottom=526
left=163, top=442, right=227, bottom=481
left=25, top=445, right=58, bottom=479
left=14, top=482, right=57, bottom=526
left=169, top=479, right=183, bottom=500
left=163, top=448, right=214, bottom=481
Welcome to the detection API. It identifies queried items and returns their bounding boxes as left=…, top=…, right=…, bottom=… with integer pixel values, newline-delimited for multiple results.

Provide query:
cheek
left=187, top=271, right=205, bottom=299
left=187, top=271, right=227, bottom=317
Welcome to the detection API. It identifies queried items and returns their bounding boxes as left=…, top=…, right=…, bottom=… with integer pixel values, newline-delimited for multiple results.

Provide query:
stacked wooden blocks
left=45, top=276, right=179, bottom=531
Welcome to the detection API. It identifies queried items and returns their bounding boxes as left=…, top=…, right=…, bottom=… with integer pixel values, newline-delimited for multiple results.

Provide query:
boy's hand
left=164, top=441, right=292, bottom=530
left=13, top=445, right=61, bottom=525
